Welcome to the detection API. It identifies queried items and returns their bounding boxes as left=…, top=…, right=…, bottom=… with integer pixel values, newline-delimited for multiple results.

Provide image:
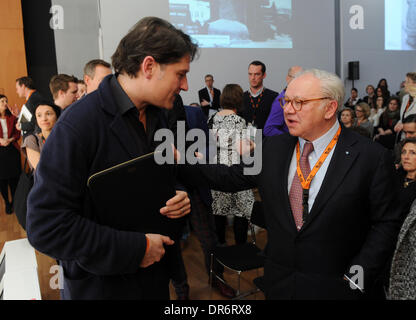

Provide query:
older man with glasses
left=180, top=68, right=402, bottom=300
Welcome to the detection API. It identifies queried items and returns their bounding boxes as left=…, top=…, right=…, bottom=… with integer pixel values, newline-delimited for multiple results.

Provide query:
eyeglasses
left=280, top=96, right=332, bottom=111
left=355, top=109, right=363, bottom=112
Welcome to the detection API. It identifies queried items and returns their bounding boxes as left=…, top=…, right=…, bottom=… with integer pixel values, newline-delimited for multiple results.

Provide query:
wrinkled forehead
left=286, top=73, right=321, bottom=97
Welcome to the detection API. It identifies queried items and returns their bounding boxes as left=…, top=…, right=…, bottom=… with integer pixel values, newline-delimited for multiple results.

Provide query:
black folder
left=87, top=152, right=184, bottom=239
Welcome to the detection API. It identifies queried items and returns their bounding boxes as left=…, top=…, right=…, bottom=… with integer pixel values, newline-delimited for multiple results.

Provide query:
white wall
left=52, top=0, right=101, bottom=79
left=98, top=0, right=335, bottom=104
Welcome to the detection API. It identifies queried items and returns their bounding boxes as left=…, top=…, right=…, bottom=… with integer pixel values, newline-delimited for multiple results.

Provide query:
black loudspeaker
left=348, top=61, right=360, bottom=80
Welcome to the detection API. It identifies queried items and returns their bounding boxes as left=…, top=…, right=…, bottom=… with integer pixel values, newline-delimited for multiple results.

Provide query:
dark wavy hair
left=111, top=17, right=199, bottom=78
left=0, top=94, right=11, bottom=116
left=34, top=100, right=62, bottom=120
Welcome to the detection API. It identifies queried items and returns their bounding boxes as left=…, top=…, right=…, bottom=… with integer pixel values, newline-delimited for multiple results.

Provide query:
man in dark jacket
left=26, top=17, right=198, bottom=300
left=15, top=76, right=44, bottom=138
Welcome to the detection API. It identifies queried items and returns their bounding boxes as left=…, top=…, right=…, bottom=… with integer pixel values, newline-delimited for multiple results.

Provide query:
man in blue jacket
left=26, top=17, right=198, bottom=300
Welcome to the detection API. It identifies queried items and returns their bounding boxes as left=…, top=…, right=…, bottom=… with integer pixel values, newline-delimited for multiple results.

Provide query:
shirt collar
left=110, top=75, right=137, bottom=115
left=249, top=86, right=264, bottom=98
left=299, top=120, right=340, bottom=156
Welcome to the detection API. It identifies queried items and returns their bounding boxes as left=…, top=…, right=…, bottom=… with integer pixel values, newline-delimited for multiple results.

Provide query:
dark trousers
left=214, top=215, right=249, bottom=245
left=171, top=191, right=224, bottom=294
left=0, top=177, right=19, bottom=206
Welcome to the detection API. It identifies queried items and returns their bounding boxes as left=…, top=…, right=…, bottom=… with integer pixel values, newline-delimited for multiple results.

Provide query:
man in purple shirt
left=264, top=66, right=303, bottom=136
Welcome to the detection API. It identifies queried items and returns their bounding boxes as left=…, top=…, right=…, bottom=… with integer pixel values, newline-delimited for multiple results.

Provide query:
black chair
left=209, top=201, right=266, bottom=299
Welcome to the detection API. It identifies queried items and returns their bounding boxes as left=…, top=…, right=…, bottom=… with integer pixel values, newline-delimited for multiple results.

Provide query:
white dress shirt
left=288, top=120, right=340, bottom=213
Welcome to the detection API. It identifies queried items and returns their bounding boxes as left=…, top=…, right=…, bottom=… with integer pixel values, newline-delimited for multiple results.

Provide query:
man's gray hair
left=295, top=69, right=345, bottom=110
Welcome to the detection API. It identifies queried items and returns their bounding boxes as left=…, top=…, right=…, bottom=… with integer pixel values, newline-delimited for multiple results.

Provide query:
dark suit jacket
left=20, top=90, right=44, bottom=137
left=26, top=75, right=173, bottom=300
left=198, top=87, right=221, bottom=117
left=179, top=126, right=402, bottom=299
left=184, top=105, right=212, bottom=207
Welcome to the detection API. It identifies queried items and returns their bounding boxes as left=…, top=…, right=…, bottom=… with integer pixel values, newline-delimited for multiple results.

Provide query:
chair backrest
left=250, top=201, right=266, bottom=229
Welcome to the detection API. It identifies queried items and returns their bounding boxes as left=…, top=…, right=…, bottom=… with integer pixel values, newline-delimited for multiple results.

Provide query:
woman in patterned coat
left=208, top=84, right=255, bottom=245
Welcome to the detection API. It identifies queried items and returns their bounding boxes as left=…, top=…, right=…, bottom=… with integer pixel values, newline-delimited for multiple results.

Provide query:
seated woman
left=377, top=78, right=391, bottom=100
left=208, top=84, right=255, bottom=245
left=369, top=96, right=386, bottom=128
left=340, top=107, right=355, bottom=128
left=395, top=138, right=416, bottom=219
left=389, top=138, right=416, bottom=299
left=22, top=101, right=60, bottom=170
left=374, top=97, right=400, bottom=150
left=363, top=84, right=376, bottom=108
left=354, top=102, right=374, bottom=138
left=0, top=94, right=21, bottom=214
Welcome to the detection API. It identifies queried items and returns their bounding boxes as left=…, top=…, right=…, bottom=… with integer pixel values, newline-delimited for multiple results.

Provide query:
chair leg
left=209, top=253, right=214, bottom=299
left=236, top=271, right=241, bottom=297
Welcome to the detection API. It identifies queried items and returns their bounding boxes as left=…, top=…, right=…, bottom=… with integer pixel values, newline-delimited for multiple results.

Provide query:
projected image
left=169, top=0, right=293, bottom=48
left=385, top=0, right=416, bottom=50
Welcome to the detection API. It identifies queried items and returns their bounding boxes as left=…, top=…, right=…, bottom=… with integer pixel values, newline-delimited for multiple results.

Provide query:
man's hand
left=394, top=122, right=403, bottom=133
left=139, top=234, right=174, bottom=268
left=160, top=190, right=191, bottom=219
left=235, top=138, right=256, bottom=156
left=201, top=99, right=210, bottom=107
left=9, top=104, right=20, bottom=117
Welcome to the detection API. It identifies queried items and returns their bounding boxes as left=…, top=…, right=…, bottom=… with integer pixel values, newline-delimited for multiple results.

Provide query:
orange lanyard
left=26, top=90, right=35, bottom=102
left=295, top=126, right=341, bottom=190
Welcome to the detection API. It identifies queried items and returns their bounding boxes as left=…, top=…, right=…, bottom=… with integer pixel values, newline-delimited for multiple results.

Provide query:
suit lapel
left=301, top=128, right=359, bottom=231
left=281, top=135, right=299, bottom=232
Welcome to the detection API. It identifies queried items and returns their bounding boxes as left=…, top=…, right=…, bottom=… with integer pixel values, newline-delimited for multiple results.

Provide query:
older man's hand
left=160, top=190, right=191, bottom=219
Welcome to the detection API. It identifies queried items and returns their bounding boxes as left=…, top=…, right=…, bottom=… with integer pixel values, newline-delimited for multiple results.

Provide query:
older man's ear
left=324, top=100, right=339, bottom=120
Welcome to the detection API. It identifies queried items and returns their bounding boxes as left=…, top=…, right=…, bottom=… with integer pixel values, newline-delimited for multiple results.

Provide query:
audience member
left=83, top=59, right=112, bottom=94
left=374, top=97, right=400, bottom=150
left=21, top=101, right=60, bottom=170
left=378, top=78, right=391, bottom=99
left=179, top=68, right=402, bottom=300
left=340, top=107, right=355, bottom=128
left=26, top=16, right=196, bottom=300
left=393, top=115, right=416, bottom=166
left=369, top=96, right=386, bottom=128
left=355, top=102, right=374, bottom=138
left=0, top=94, right=21, bottom=214
left=363, top=84, right=376, bottom=108
left=240, top=60, right=278, bottom=129
left=395, top=138, right=416, bottom=218
left=198, top=74, right=221, bottom=118
left=263, top=65, right=302, bottom=136
left=344, top=87, right=361, bottom=109
left=15, top=76, right=44, bottom=138
left=76, top=80, right=87, bottom=100
left=208, top=84, right=255, bottom=246
left=394, top=72, right=416, bottom=141
left=49, top=74, right=78, bottom=111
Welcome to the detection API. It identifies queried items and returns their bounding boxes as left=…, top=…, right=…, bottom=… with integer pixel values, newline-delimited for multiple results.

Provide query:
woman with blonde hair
left=355, top=102, right=374, bottom=138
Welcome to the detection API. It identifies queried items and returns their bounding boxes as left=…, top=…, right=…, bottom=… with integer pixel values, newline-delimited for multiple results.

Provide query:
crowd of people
left=1, top=16, right=416, bottom=300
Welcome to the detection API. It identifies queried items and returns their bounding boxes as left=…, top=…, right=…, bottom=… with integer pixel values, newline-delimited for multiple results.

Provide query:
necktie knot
left=302, top=142, right=314, bottom=159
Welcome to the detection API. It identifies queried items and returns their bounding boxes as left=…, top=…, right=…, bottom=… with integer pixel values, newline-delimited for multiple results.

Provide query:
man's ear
left=84, top=75, right=90, bottom=86
left=325, top=100, right=339, bottom=119
left=263, top=72, right=267, bottom=80
left=141, top=56, right=157, bottom=79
